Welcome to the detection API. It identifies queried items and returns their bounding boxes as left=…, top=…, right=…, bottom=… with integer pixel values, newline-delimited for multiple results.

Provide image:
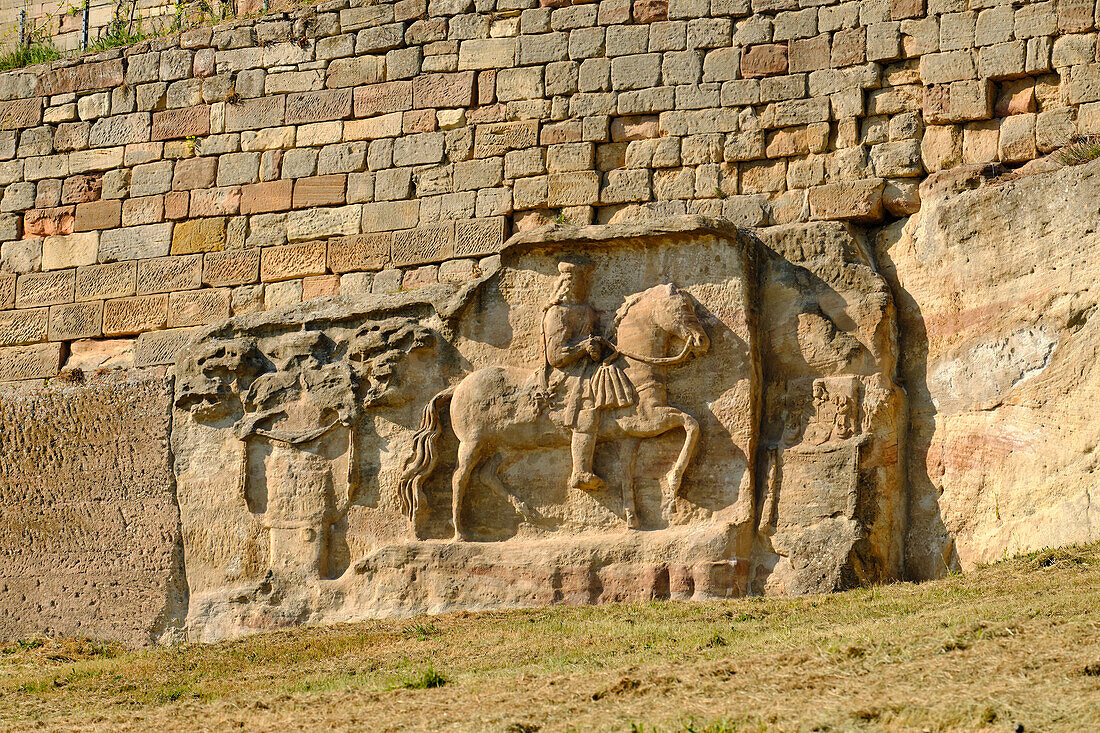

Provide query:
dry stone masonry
left=0, top=0, right=1098, bottom=644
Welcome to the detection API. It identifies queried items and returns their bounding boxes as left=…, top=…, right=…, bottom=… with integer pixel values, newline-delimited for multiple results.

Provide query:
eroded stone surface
left=877, top=160, right=1100, bottom=577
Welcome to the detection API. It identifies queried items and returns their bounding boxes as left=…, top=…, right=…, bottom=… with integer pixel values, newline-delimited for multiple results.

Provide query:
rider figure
left=541, top=260, right=611, bottom=493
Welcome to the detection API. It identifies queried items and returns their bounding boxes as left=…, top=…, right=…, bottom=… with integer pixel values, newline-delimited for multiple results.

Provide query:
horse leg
left=663, top=409, right=700, bottom=496
left=451, top=439, right=483, bottom=541
left=479, top=453, right=537, bottom=523
left=618, top=437, right=641, bottom=529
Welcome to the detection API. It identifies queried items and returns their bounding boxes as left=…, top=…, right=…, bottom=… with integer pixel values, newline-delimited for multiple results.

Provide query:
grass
left=0, top=544, right=1098, bottom=731
left=0, top=40, right=62, bottom=73
left=1060, top=134, right=1100, bottom=166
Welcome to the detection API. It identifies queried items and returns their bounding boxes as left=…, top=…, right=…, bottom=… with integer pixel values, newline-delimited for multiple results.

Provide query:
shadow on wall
left=872, top=231, right=962, bottom=582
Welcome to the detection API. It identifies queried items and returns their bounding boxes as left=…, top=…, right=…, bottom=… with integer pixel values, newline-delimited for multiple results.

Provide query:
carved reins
left=604, top=339, right=694, bottom=366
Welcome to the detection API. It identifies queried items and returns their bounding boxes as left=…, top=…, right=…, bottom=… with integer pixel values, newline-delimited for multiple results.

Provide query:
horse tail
left=398, top=385, right=456, bottom=521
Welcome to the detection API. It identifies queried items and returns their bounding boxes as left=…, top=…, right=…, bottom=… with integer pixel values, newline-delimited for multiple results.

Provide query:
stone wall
left=0, top=0, right=1098, bottom=644
left=0, top=0, right=1095, bottom=382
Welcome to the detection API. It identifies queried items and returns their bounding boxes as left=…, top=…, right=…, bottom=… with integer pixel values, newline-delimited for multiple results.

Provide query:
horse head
left=648, top=283, right=710, bottom=361
left=612, top=283, right=709, bottom=365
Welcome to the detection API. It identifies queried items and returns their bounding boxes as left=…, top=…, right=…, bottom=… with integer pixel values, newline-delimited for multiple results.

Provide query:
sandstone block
left=326, top=56, right=385, bottom=89
left=241, top=127, right=296, bottom=151
left=16, top=269, right=76, bottom=308
left=76, top=262, right=136, bottom=301
left=285, top=90, right=353, bottom=125
left=920, top=124, right=963, bottom=172
left=172, top=158, right=219, bottom=191
left=474, top=121, right=541, bottom=157
left=260, top=242, right=329, bottom=282
left=741, top=44, right=789, bottom=78
left=61, top=175, right=102, bottom=206
left=548, top=171, right=601, bottom=206
left=302, top=274, right=341, bottom=300
left=42, top=232, right=98, bottom=271
left=137, top=255, right=202, bottom=295
left=610, top=54, right=663, bottom=90
left=69, top=148, right=125, bottom=175
left=0, top=99, right=43, bottom=130
left=121, top=195, right=165, bottom=227
left=135, top=327, right=202, bottom=367
left=808, top=178, right=885, bottom=221
left=362, top=200, right=420, bottom=232
left=0, top=342, right=62, bottom=381
left=203, top=250, right=260, bottom=287
left=998, top=113, right=1037, bottom=162
left=24, top=207, right=75, bottom=238
left=47, top=300, right=102, bottom=341
left=286, top=206, right=361, bottom=241
left=167, top=289, right=231, bottom=328
left=392, top=224, right=455, bottom=266
left=871, top=140, right=923, bottom=177
left=74, top=200, right=121, bottom=232
left=328, top=233, right=391, bottom=272
left=354, top=82, right=414, bottom=117
left=189, top=187, right=241, bottom=218
left=1, top=240, right=41, bottom=274
left=978, top=41, right=1026, bottom=80
left=151, top=106, right=211, bottom=141
left=171, top=218, right=226, bottom=256
left=293, top=175, right=348, bottom=208
left=924, top=80, right=994, bottom=124
left=225, top=97, right=286, bottom=133
left=459, top=38, right=517, bottom=69
left=37, top=60, right=123, bottom=96
left=241, top=180, right=293, bottom=214
left=455, top=217, right=506, bottom=257
left=1066, top=63, right=1100, bottom=104
left=89, top=113, right=151, bottom=147
left=0, top=307, right=48, bottom=346
left=102, top=294, right=168, bottom=336
left=412, top=72, right=477, bottom=108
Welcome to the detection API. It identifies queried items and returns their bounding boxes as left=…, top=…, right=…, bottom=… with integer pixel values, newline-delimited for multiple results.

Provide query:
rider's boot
left=569, top=430, right=605, bottom=492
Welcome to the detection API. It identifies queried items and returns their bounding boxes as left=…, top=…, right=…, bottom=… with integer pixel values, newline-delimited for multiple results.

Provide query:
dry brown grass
left=1, top=544, right=1099, bottom=732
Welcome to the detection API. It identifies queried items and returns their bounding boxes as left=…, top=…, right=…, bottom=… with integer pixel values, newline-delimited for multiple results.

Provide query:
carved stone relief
left=170, top=217, right=904, bottom=641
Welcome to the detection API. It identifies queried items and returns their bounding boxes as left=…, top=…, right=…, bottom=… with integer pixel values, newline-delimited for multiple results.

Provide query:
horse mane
left=609, top=283, right=675, bottom=340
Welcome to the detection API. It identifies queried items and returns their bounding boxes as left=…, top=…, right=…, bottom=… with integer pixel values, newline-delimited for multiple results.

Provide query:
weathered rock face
left=877, top=160, right=1100, bottom=578
left=170, top=217, right=905, bottom=641
left=0, top=370, right=183, bottom=646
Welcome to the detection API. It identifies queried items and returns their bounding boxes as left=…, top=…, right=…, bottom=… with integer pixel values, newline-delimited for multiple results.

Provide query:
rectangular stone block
left=47, top=300, right=102, bottom=341
left=741, top=44, right=789, bottom=78
left=189, top=187, right=241, bottom=218
left=924, top=80, right=994, bottom=123
left=151, top=106, right=211, bottom=141
left=134, top=327, right=201, bottom=367
left=172, top=157, right=218, bottom=191
left=353, top=81, right=414, bottom=117
left=102, top=294, right=169, bottom=336
left=225, top=97, right=286, bottom=132
left=808, top=178, right=885, bottom=221
left=412, top=72, right=477, bottom=108
left=203, top=249, right=260, bottom=287
left=458, top=39, right=517, bottom=70
left=100, top=223, right=173, bottom=262
left=549, top=171, right=601, bottom=205
left=167, top=288, right=231, bottom=328
left=0, top=273, right=14, bottom=309
left=16, top=270, right=75, bottom=308
left=293, top=175, right=347, bottom=208
left=286, top=206, right=361, bottom=241
left=328, top=232, right=391, bottom=272
left=326, top=56, right=385, bottom=89
left=74, top=199, right=121, bottom=233
left=37, top=60, right=124, bottom=95
left=137, top=254, right=202, bottom=294
left=0, top=308, right=48, bottom=346
left=68, top=148, right=125, bottom=174
left=285, top=90, right=353, bottom=125
left=344, top=112, right=403, bottom=140
left=362, top=200, right=420, bottom=232
left=240, top=180, right=293, bottom=215
left=0, top=99, right=44, bottom=130
left=43, top=232, right=98, bottom=270
left=89, top=113, right=151, bottom=147
left=455, top=217, right=507, bottom=257
left=171, top=218, right=226, bottom=255
left=392, top=224, right=455, bottom=266
left=474, top=120, right=541, bottom=157
left=0, top=342, right=62, bottom=381
left=260, top=241, right=329, bottom=282
left=75, top=262, right=136, bottom=301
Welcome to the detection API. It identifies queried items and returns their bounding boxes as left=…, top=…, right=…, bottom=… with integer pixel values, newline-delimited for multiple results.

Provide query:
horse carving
left=399, top=277, right=710, bottom=540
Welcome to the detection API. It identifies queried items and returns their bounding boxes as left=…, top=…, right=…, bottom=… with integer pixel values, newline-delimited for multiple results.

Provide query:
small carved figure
left=801, top=378, right=860, bottom=447
left=235, top=331, right=360, bottom=581
left=400, top=268, right=711, bottom=538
